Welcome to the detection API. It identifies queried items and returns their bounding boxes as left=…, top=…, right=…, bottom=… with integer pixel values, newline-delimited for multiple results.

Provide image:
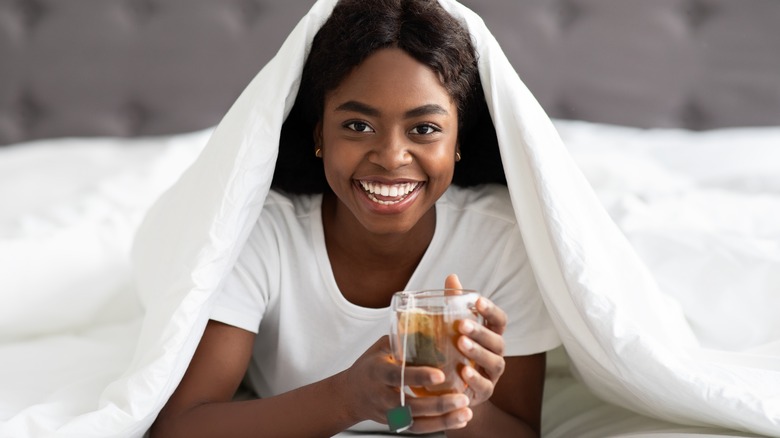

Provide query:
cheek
left=428, top=143, right=458, bottom=171
left=321, top=145, right=357, bottom=184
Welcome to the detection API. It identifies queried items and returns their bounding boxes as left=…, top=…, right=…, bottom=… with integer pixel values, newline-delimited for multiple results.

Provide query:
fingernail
left=455, top=395, right=469, bottom=408
left=463, top=367, right=475, bottom=378
left=458, top=409, right=472, bottom=423
left=461, top=337, right=474, bottom=351
left=460, top=320, right=473, bottom=334
left=432, top=372, right=445, bottom=384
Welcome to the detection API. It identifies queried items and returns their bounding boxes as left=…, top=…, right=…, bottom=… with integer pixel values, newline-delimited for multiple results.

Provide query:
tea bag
left=400, top=309, right=445, bottom=367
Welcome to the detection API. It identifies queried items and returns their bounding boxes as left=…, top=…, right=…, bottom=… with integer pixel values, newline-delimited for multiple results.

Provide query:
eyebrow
left=404, top=104, right=450, bottom=118
left=334, top=100, right=450, bottom=118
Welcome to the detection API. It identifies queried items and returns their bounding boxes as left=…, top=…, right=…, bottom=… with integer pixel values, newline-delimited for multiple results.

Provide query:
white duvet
left=0, top=131, right=208, bottom=437
left=543, top=120, right=780, bottom=437
left=1, top=0, right=779, bottom=436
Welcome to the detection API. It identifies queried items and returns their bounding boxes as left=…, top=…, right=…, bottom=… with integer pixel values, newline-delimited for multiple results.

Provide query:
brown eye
left=345, top=121, right=374, bottom=133
left=411, top=124, right=440, bottom=135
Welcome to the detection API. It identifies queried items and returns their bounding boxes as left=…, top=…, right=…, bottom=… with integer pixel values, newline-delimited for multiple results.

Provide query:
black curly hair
left=272, top=0, right=504, bottom=194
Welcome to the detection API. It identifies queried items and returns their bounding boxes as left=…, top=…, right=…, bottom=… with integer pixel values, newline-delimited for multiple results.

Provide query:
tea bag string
left=400, top=295, right=413, bottom=407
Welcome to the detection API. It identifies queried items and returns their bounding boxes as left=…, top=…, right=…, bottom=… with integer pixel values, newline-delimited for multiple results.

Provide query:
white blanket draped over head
left=133, top=0, right=779, bottom=435
left=7, top=0, right=777, bottom=436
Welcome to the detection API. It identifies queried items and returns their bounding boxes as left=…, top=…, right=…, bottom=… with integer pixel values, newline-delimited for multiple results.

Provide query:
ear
left=455, top=142, right=461, bottom=162
left=313, top=121, right=323, bottom=152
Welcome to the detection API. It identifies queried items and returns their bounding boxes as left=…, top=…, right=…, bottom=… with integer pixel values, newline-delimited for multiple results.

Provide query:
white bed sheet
left=542, top=120, right=780, bottom=437
left=553, top=120, right=780, bottom=353
left=1, top=120, right=778, bottom=437
left=0, top=130, right=209, bottom=436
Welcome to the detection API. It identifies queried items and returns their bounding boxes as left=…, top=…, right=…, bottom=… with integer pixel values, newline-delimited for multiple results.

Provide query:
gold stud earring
left=455, top=151, right=461, bottom=162
left=315, top=148, right=322, bottom=158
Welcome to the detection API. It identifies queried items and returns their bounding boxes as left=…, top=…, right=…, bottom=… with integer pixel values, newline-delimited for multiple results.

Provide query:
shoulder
left=261, top=190, right=320, bottom=221
left=245, top=190, right=320, bottom=246
left=440, top=184, right=515, bottom=225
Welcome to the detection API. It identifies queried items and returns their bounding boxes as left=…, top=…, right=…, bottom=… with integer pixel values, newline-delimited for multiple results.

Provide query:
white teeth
left=358, top=181, right=419, bottom=204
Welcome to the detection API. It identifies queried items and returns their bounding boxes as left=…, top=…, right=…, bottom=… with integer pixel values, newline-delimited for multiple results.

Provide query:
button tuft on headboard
left=124, top=0, right=158, bottom=25
left=551, top=98, right=579, bottom=121
left=678, top=100, right=708, bottom=130
left=683, top=0, right=716, bottom=31
left=235, top=0, right=265, bottom=28
left=7, top=0, right=46, bottom=35
left=119, top=101, right=152, bottom=136
left=12, top=91, right=45, bottom=136
left=550, top=0, right=583, bottom=31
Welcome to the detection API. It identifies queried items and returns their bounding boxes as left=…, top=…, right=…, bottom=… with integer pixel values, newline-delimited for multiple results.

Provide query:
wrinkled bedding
left=1, top=120, right=777, bottom=437
left=0, top=130, right=208, bottom=437
left=543, top=120, right=780, bottom=438
left=554, top=120, right=780, bottom=354
left=1, top=0, right=779, bottom=435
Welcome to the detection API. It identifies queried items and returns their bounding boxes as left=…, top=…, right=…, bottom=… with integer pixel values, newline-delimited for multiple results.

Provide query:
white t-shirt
left=211, top=184, right=560, bottom=401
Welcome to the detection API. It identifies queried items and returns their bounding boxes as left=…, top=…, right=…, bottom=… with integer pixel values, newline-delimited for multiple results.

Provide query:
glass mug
left=389, top=289, right=482, bottom=396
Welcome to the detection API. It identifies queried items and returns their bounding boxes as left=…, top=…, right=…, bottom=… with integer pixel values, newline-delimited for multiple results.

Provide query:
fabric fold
left=127, top=0, right=779, bottom=436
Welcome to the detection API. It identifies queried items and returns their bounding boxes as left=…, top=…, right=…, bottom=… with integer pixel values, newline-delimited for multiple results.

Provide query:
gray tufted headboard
left=1, top=0, right=779, bottom=146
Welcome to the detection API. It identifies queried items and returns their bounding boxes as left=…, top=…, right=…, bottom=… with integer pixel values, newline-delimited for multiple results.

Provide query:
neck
left=322, top=192, right=436, bottom=262
left=321, top=192, right=437, bottom=307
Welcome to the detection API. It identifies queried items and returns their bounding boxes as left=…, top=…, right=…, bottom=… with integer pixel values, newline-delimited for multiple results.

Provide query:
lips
left=357, top=180, right=421, bottom=205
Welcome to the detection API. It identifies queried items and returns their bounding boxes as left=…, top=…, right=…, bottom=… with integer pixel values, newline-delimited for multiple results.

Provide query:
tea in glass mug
left=389, top=289, right=482, bottom=396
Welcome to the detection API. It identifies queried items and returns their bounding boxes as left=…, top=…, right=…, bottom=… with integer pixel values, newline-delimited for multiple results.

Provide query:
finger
left=457, top=334, right=506, bottom=381
left=475, top=297, right=507, bottom=335
left=461, top=365, right=495, bottom=404
left=375, top=388, right=409, bottom=423
left=371, top=367, right=445, bottom=424
left=384, top=365, right=447, bottom=389
left=408, top=407, right=473, bottom=434
left=458, top=318, right=505, bottom=356
left=407, top=393, right=469, bottom=417
left=444, top=273, right=462, bottom=291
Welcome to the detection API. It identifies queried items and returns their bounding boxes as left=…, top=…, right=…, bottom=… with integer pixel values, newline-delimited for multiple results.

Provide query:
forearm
left=151, top=370, right=357, bottom=438
left=445, top=401, right=538, bottom=438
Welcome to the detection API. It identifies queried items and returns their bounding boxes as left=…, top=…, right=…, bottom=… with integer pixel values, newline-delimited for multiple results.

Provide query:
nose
left=368, top=131, right=412, bottom=170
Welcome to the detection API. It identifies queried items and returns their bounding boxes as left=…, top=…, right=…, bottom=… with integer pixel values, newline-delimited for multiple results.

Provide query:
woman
left=151, top=0, right=559, bottom=436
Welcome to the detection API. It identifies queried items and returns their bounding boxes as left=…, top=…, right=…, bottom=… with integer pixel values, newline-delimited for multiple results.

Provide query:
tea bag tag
left=386, top=405, right=413, bottom=433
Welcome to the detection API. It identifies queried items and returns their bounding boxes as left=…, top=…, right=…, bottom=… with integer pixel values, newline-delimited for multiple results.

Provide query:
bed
left=1, top=0, right=778, bottom=437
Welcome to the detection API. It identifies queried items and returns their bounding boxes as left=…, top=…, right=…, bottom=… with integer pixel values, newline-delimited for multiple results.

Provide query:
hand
left=445, top=274, right=507, bottom=407
left=342, top=336, right=472, bottom=433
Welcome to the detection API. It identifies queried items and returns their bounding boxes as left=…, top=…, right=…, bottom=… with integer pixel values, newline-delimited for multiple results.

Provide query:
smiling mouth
left=358, top=180, right=421, bottom=205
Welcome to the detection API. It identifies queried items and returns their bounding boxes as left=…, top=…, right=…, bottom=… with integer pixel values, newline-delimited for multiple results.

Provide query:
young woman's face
left=318, top=47, right=459, bottom=237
